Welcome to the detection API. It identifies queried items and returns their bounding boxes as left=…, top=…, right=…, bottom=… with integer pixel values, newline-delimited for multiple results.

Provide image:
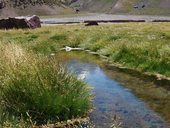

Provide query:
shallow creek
left=55, top=52, right=170, bottom=128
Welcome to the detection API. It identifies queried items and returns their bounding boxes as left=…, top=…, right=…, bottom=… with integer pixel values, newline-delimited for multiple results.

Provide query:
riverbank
left=55, top=51, right=170, bottom=127
left=1, top=22, right=170, bottom=127
left=1, top=23, right=170, bottom=78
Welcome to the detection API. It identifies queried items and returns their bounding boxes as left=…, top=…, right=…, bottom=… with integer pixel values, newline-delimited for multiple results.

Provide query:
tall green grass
left=0, top=43, right=91, bottom=126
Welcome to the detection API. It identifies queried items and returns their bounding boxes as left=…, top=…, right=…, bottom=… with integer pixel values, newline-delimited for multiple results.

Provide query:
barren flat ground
left=41, top=13, right=170, bottom=24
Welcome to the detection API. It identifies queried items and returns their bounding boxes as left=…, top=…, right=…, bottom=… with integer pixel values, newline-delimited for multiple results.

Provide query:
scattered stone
left=74, top=120, right=81, bottom=125
left=85, top=21, right=98, bottom=26
left=0, top=15, right=41, bottom=29
left=75, top=9, right=79, bottom=13
left=34, top=118, right=94, bottom=128
left=133, top=5, right=138, bottom=9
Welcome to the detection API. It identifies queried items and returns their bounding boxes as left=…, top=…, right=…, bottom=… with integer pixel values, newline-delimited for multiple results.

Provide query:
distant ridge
left=0, top=0, right=170, bottom=18
left=70, top=0, right=170, bottom=15
left=0, top=0, right=73, bottom=18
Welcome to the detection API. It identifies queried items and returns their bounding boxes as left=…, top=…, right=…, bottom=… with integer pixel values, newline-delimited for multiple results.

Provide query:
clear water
left=56, top=52, right=170, bottom=128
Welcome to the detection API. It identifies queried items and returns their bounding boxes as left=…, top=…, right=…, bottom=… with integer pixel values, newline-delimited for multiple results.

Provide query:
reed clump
left=0, top=43, right=91, bottom=126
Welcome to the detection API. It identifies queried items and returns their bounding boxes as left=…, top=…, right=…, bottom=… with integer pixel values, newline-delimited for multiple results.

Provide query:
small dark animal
left=142, top=5, right=145, bottom=8
left=85, top=21, right=98, bottom=26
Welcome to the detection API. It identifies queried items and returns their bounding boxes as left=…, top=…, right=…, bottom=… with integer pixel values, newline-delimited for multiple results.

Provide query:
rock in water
left=0, top=15, right=41, bottom=29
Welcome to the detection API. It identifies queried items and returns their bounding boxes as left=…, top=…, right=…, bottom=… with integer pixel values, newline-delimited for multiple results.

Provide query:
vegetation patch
left=0, top=43, right=91, bottom=127
left=0, top=23, right=170, bottom=127
left=1, top=23, right=169, bottom=76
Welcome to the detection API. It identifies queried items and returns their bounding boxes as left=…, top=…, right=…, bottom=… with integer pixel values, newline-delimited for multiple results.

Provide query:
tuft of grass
left=0, top=111, right=30, bottom=128
left=0, top=43, right=91, bottom=126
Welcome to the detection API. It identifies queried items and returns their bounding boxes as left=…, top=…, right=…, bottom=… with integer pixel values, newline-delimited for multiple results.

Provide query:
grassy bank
left=0, top=43, right=91, bottom=127
left=1, top=23, right=170, bottom=77
left=0, top=22, right=170, bottom=127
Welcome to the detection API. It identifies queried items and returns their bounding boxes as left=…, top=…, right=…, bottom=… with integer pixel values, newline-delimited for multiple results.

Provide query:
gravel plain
left=41, top=13, right=170, bottom=24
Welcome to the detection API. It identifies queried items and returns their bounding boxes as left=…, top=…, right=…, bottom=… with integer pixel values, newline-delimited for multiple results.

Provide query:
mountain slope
left=0, top=0, right=170, bottom=18
left=0, top=0, right=73, bottom=18
left=111, top=0, right=170, bottom=15
left=70, top=0, right=170, bottom=15
left=70, top=0, right=118, bottom=12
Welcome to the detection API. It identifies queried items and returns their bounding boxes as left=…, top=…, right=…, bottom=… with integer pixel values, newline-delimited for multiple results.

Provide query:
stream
left=56, top=52, right=170, bottom=128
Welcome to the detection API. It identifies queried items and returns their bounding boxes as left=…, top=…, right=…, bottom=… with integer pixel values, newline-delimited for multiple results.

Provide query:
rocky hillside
left=0, top=0, right=170, bottom=18
left=0, top=0, right=73, bottom=18
left=70, top=0, right=170, bottom=15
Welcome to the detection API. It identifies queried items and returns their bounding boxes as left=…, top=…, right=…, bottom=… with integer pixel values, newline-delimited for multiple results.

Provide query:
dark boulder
left=0, top=15, right=41, bottom=29
left=85, top=21, right=98, bottom=26
left=152, top=20, right=170, bottom=22
left=75, top=9, right=79, bottom=13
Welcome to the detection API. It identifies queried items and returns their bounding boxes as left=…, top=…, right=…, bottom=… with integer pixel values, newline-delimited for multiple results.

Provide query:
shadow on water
left=55, top=51, right=170, bottom=128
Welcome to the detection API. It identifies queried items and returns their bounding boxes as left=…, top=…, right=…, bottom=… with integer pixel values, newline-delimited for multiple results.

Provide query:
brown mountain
left=0, top=0, right=170, bottom=18
left=70, top=0, right=170, bottom=15
left=0, top=0, right=73, bottom=18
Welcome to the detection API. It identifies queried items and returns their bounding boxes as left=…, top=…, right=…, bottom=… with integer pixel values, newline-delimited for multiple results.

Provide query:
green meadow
left=1, top=23, right=170, bottom=76
left=0, top=22, right=170, bottom=127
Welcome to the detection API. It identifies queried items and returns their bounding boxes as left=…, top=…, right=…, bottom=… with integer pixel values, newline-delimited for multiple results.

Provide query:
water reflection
left=66, top=59, right=169, bottom=128
left=55, top=52, right=170, bottom=128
